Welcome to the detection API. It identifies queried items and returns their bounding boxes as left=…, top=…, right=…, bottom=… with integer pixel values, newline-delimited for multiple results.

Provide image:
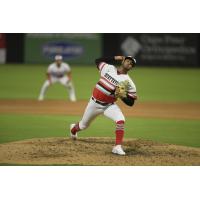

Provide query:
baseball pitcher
left=38, top=55, right=76, bottom=101
left=70, top=56, right=137, bottom=155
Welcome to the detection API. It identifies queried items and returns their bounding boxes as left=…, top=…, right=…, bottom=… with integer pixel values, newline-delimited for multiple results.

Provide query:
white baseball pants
left=38, top=76, right=76, bottom=101
left=79, top=97, right=125, bottom=130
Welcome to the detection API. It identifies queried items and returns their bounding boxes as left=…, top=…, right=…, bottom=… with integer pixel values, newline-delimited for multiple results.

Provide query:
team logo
left=121, top=36, right=142, bottom=57
left=42, top=41, right=84, bottom=59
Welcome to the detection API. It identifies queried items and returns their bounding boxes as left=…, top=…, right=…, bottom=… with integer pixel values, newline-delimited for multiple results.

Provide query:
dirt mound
left=0, top=137, right=199, bottom=166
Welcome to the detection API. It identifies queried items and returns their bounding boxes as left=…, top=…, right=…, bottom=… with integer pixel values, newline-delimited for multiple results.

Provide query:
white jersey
left=93, top=62, right=137, bottom=103
left=47, top=62, right=71, bottom=78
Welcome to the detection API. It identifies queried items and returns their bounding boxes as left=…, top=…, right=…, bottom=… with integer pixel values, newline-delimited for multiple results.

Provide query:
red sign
left=0, top=33, right=6, bottom=48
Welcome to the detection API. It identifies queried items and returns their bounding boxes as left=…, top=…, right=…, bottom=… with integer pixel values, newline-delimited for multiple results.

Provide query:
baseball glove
left=115, top=80, right=129, bottom=98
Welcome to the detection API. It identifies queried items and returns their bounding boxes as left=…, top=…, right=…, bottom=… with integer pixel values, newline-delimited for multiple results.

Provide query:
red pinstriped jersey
left=92, top=62, right=137, bottom=103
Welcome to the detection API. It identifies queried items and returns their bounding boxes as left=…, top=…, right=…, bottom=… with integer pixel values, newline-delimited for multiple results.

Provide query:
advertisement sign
left=0, top=33, right=6, bottom=64
left=24, top=33, right=102, bottom=65
left=120, top=34, right=199, bottom=66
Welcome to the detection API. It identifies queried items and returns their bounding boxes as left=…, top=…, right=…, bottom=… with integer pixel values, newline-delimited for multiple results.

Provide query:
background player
left=38, top=55, right=76, bottom=101
left=70, top=56, right=137, bottom=155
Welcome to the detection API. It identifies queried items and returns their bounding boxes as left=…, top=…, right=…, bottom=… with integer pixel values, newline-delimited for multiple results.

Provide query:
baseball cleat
left=70, top=99, right=77, bottom=102
left=70, top=123, right=77, bottom=140
left=112, top=145, right=126, bottom=155
left=38, top=96, right=44, bottom=101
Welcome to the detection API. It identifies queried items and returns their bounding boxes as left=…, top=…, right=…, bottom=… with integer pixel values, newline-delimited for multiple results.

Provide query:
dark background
left=5, top=33, right=200, bottom=67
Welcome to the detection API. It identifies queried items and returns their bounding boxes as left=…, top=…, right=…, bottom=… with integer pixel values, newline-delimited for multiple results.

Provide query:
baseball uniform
left=38, top=61, right=76, bottom=101
left=70, top=56, right=137, bottom=155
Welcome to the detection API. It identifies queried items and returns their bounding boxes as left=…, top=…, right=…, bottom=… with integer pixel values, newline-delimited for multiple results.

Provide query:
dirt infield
left=0, top=99, right=200, bottom=119
left=0, top=137, right=200, bottom=165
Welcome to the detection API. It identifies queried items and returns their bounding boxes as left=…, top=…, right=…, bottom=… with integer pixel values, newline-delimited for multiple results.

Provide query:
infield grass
left=0, top=114, right=200, bottom=147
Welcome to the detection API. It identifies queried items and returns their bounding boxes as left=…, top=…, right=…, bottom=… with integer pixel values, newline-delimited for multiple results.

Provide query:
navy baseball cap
left=125, top=56, right=136, bottom=65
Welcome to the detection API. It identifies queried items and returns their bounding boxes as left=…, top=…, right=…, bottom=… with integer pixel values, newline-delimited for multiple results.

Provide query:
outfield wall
left=103, top=33, right=200, bottom=67
left=24, top=33, right=102, bottom=65
left=4, top=33, right=200, bottom=67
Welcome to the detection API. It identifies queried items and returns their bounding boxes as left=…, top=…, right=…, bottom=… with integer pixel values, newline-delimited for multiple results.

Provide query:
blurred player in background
left=38, top=55, right=76, bottom=101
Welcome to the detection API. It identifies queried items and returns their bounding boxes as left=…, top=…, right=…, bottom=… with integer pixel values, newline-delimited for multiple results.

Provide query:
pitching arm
left=95, top=57, right=115, bottom=69
left=95, top=56, right=125, bottom=70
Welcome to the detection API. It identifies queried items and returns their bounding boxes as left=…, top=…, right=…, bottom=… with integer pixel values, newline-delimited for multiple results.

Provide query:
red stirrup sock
left=115, top=120, right=125, bottom=145
left=71, top=123, right=81, bottom=135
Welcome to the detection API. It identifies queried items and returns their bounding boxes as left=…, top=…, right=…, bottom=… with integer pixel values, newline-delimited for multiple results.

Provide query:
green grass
left=0, top=64, right=98, bottom=100
left=0, top=114, right=199, bottom=147
left=133, top=67, right=200, bottom=102
left=0, top=64, right=200, bottom=102
left=0, top=64, right=200, bottom=149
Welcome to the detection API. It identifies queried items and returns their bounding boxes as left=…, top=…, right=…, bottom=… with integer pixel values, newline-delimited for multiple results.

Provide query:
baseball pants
left=38, top=76, right=76, bottom=101
left=79, top=97, right=125, bottom=129
left=71, top=97, right=126, bottom=145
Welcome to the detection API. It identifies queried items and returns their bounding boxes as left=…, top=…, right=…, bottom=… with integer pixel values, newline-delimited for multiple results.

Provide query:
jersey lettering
left=104, top=73, right=119, bottom=85
left=93, top=63, right=137, bottom=103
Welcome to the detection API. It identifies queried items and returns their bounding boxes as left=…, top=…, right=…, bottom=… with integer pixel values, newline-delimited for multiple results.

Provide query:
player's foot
left=112, top=145, right=126, bottom=155
left=70, top=99, right=76, bottom=102
left=38, top=96, right=44, bottom=101
left=70, top=97, right=77, bottom=102
left=70, top=123, right=77, bottom=140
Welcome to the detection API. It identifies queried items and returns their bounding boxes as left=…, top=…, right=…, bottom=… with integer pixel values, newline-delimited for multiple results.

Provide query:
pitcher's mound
left=0, top=137, right=199, bottom=165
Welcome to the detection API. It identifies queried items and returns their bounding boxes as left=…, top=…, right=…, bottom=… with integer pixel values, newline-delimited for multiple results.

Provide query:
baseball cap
left=55, top=55, right=63, bottom=61
left=125, top=56, right=136, bottom=65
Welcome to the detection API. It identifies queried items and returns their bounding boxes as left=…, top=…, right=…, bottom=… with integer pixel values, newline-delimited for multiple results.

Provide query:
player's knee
left=62, top=82, right=70, bottom=88
left=45, top=80, right=51, bottom=87
left=115, top=114, right=125, bottom=124
left=65, top=82, right=72, bottom=88
left=116, top=120, right=125, bottom=125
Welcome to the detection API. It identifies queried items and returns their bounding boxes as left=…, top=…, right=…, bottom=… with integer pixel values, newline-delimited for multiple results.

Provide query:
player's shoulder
left=48, top=63, right=55, bottom=68
left=105, top=63, right=116, bottom=71
left=107, top=64, right=116, bottom=70
left=62, top=62, right=70, bottom=68
left=99, top=62, right=115, bottom=73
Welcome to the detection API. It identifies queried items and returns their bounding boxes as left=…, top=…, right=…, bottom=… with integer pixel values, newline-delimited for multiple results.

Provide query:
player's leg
left=65, top=81, right=77, bottom=102
left=103, top=104, right=126, bottom=155
left=38, top=80, right=51, bottom=101
left=60, top=77, right=76, bottom=102
left=70, top=98, right=104, bottom=138
left=38, top=77, right=57, bottom=101
left=104, top=104, right=125, bottom=145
